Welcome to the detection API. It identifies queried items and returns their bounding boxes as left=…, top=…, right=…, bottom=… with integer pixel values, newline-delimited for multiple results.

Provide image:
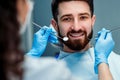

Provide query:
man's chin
left=64, top=36, right=90, bottom=51
left=64, top=41, right=83, bottom=50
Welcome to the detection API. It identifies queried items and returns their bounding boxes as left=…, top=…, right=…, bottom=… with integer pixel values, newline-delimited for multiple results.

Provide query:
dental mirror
left=32, top=22, right=69, bottom=41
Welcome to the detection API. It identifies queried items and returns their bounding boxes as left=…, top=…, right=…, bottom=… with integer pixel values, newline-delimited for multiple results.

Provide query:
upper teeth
left=70, top=33, right=83, bottom=37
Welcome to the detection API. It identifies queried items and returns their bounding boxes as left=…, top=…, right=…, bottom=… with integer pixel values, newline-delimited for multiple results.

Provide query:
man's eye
left=80, top=16, right=88, bottom=20
left=62, top=18, right=72, bottom=22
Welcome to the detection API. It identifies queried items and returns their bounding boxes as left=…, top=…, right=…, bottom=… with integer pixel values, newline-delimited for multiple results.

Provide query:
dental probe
left=97, top=26, right=120, bottom=39
left=32, top=22, right=69, bottom=41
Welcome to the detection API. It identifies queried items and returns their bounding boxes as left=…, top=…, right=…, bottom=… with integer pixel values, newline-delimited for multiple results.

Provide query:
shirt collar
left=58, top=47, right=94, bottom=61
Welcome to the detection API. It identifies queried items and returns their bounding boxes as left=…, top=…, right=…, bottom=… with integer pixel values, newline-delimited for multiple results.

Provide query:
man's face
left=52, top=1, right=96, bottom=52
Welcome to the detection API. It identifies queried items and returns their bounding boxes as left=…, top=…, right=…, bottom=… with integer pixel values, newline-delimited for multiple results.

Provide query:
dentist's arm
left=94, top=28, right=114, bottom=80
left=26, top=26, right=58, bottom=57
left=98, top=63, right=113, bottom=80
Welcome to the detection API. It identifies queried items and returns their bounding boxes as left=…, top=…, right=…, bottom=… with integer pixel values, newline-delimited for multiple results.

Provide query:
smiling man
left=51, top=0, right=95, bottom=52
left=51, top=0, right=120, bottom=80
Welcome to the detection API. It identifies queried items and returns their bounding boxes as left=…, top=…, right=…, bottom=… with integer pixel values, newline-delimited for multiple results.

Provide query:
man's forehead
left=58, top=1, right=91, bottom=17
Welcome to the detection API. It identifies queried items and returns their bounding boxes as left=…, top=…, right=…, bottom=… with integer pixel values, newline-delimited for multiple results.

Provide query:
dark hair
left=51, top=0, right=94, bottom=22
left=0, top=0, right=24, bottom=80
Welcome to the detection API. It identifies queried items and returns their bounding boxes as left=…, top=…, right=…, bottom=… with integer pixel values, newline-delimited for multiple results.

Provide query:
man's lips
left=69, top=32, right=84, bottom=39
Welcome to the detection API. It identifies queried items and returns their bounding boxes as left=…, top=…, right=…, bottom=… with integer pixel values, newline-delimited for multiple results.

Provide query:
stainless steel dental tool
left=104, top=26, right=120, bottom=39
left=32, top=22, right=69, bottom=41
left=88, top=26, right=120, bottom=40
left=109, top=26, right=120, bottom=32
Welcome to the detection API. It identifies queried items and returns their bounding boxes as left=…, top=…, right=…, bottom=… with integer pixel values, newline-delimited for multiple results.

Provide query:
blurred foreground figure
left=0, top=0, right=114, bottom=80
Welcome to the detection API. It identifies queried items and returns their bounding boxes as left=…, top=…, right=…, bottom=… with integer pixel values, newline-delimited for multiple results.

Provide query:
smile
left=69, top=32, right=84, bottom=39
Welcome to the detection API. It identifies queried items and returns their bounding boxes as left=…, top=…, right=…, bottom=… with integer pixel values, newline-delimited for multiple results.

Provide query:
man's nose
left=71, top=20, right=81, bottom=31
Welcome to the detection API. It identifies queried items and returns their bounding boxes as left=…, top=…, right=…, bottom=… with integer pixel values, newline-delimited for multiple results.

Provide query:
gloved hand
left=94, top=28, right=115, bottom=74
left=26, top=26, right=58, bottom=57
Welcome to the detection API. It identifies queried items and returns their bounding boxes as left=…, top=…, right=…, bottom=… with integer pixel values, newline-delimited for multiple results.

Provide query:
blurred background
left=22, top=0, right=120, bottom=56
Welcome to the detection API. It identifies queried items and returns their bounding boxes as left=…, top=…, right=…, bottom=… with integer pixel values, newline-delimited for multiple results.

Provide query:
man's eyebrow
left=60, top=14, right=72, bottom=20
left=79, top=13, right=90, bottom=16
left=59, top=13, right=90, bottom=20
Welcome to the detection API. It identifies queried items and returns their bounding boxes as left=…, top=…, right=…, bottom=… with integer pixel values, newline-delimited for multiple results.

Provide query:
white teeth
left=70, top=33, right=83, bottom=37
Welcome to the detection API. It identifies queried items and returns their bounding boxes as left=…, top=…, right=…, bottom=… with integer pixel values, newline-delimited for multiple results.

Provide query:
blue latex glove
left=94, top=28, right=115, bottom=74
left=26, top=26, right=58, bottom=57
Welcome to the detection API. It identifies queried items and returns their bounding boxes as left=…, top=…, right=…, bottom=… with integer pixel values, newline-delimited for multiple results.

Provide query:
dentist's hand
left=94, top=28, right=115, bottom=74
left=26, top=26, right=58, bottom=57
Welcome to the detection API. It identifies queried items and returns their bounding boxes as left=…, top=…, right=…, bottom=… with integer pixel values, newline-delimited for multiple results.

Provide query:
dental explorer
left=32, top=22, right=69, bottom=41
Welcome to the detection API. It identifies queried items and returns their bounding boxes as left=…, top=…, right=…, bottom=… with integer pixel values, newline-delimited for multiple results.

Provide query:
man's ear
left=51, top=18, right=58, bottom=32
left=91, top=15, right=96, bottom=28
